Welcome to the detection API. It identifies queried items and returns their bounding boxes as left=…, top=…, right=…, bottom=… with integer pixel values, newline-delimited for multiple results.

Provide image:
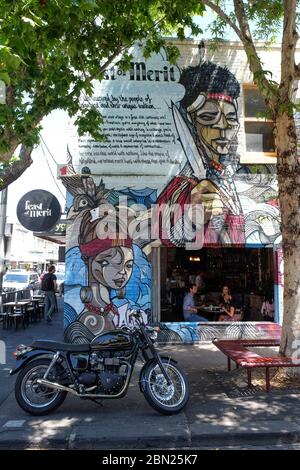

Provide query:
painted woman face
left=91, top=246, right=134, bottom=290
left=192, top=95, right=239, bottom=158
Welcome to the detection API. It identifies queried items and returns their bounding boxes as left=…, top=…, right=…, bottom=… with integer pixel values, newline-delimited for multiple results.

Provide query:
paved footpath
left=1, top=301, right=300, bottom=449
left=0, top=297, right=64, bottom=408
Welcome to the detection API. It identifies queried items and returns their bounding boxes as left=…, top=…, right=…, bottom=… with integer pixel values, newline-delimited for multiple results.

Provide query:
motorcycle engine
left=79, top=351, right=128, bottom=394
left=78, top=371, right=98, bottom=387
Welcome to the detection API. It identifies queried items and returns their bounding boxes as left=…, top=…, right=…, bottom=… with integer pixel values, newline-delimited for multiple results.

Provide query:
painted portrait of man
left=157, top=60, right=247, bottom=246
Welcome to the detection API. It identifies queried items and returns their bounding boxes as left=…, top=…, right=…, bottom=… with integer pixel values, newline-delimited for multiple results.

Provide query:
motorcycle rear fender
left=10, top=349, right=56, bottom=376
left=139, top=356, right=177, bottom=393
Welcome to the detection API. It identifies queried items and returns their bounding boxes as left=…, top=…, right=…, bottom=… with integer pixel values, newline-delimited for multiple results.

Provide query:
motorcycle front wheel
left=15, top=358, right=67, bottom=416
left=142, top=358, right=189, bottom=415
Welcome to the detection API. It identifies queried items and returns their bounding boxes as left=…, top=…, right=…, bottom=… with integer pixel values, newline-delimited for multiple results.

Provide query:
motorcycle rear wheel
left=142, top=358, right=189, bottom=415
left=15, top=358, right=67, bottom=416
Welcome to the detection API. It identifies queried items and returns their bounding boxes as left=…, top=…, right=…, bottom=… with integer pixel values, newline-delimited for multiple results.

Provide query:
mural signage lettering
left=68, top=45, right=185, bottom=184
left=104, top=61, right=179, bottom=82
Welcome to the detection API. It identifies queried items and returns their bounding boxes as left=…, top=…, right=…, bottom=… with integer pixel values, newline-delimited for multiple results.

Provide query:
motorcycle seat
left=31, top=340, right=90, bottom=352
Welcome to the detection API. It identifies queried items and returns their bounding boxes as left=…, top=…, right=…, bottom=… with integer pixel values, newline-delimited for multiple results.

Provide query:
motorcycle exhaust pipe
left=37, top=378, right=129, bottom=399
left=37, top=379, right=78, bottom=395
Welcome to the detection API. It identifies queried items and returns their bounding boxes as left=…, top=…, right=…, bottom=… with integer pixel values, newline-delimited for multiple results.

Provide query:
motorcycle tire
left=15, top=358, right=67, bottom=416
left=142, top=358, right=190, bottom=415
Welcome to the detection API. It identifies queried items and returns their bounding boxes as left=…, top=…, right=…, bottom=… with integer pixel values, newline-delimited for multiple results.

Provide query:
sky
left=6, top=110, right=68, bottom=223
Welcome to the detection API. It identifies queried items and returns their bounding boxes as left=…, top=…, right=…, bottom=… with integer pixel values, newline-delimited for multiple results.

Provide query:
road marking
left=68, top=432, right=76, bottom=449
left=3, top=420, right=26, bottom=428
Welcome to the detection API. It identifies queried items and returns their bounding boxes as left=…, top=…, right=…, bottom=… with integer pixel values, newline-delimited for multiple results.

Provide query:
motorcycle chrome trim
left=37, top=360, right=132, bottom=399
left=43, top=352, right=60, bottom=380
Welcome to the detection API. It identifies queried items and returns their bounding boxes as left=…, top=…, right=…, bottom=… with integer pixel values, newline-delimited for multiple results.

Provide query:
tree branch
left=202, top=0, right=278, bottom=107
left=0, top=145, right=33, bottom=190
left=99, top=46, right=129, bottom=74
left=280, top=0, right=299, bottom=101
left=201, top=0, right=244, bottom=42
left=232, top=0, right=278, bottom=108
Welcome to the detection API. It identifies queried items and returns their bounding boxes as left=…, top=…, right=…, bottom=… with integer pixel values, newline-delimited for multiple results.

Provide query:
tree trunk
left=276, top=112, right=300, bottom=356
left=0, top=145, right=33, bottom=191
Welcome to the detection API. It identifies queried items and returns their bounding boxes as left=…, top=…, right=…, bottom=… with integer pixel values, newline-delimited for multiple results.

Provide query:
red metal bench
left=213, top=334, right=300, bottom=392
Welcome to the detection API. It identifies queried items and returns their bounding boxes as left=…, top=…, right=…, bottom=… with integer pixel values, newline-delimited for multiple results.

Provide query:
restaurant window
left=241, top=85, right=276, bottom=164
left=159, top=246, right=275, bottom=323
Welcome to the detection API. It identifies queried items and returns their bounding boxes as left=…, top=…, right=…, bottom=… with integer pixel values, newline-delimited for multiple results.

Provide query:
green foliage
left=0, top=0, right=204, bottom=163
left=244, top=0, right=284, bottom=42
left=201, top=0, right=297, bottom=114
left=207, top=0, right=284, bottom=44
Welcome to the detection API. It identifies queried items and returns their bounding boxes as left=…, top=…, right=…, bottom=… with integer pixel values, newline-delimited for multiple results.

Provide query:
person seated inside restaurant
left=183, top=284, right=208, bottom=322
left=218, top=285, right=235, bottom=321
left=261, top=294, right=275, bottom=322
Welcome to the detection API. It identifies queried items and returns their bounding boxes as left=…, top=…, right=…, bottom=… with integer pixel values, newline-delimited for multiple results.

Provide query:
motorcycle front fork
left=142, top=347, right=172, bottom=386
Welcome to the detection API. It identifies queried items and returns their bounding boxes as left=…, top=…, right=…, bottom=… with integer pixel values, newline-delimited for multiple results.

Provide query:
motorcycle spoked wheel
left=142, top=358, right=190, bottom=415
left=15, top=358, right=68, bottom=416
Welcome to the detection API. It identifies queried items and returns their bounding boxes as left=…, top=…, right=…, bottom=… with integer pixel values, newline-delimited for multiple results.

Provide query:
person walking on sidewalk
left=41, top=265, right=57, bottom=322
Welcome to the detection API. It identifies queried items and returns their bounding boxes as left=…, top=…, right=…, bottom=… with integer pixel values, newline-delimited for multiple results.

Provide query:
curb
left=1, top=423, right=300, bottom=449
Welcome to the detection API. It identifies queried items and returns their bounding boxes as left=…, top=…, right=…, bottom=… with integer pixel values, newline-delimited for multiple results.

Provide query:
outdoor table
left=3, top=300, right=33, bottom=328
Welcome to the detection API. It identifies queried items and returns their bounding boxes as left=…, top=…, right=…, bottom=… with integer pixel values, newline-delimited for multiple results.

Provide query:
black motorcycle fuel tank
left=91, top=330, right=134, bottom=351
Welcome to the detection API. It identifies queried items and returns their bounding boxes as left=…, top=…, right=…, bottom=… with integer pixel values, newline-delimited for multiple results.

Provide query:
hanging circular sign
left=17, top=190, right=61, bottom=232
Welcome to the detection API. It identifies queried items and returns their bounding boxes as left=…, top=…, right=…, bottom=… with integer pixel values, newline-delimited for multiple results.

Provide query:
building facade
left=60, top=41, right=296, bottom=344
left=5, top=221, right=59, bottom=271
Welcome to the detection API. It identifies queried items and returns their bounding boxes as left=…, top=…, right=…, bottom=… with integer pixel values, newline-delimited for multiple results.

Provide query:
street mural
left=63, top=176, right=152, bottom=343
left=63, top=45, right=281, bottom=343
left=156, top=60, right=280, bottom=247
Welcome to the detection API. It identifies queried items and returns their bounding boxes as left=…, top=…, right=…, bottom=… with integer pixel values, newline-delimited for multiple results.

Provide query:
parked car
left=2, top=270, right=40, bottom=293
left=55, top=272, right=65, bottom=295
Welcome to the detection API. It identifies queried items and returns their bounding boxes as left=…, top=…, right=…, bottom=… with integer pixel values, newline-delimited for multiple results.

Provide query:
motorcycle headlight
left=147, top=326, right=160, bottom=341
left=149, top=331, right=158, bottom=341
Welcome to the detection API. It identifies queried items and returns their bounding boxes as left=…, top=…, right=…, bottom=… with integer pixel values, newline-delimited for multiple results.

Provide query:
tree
left=0, top=0, right=203, bottom=189
left=198, top=0, right=300, bottom=357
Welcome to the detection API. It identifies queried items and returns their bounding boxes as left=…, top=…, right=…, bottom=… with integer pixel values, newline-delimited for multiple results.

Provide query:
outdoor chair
left=0, top=297, right=9, bottom=329
left=37, top=297, right=45, bottom=319
left=8, top=309, right=26, bottom=330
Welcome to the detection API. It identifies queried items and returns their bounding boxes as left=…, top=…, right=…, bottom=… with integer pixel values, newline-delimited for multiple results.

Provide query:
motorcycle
left=10, top=310, right=190, bottom=416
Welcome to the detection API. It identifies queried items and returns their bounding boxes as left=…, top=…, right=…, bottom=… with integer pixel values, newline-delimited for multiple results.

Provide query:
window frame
left=241, top=83, right=276, bottom=164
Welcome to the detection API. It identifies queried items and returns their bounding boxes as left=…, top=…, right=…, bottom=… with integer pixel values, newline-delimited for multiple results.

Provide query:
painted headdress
left=78, top=209, right=133, bottom=257
left=180, top=61, right=240, bottom=112
left=79, top=237, right=132, bottom=257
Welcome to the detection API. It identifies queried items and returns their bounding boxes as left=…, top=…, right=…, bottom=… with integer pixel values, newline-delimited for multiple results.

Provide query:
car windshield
left=4, top=274, right=29, bottom=283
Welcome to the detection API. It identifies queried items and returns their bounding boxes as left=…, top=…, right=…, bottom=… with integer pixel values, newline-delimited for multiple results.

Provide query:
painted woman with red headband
left=75, top=209, right=134, bottom=336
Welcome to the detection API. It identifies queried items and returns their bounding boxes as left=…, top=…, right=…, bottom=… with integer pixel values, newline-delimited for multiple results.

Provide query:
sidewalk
left=0, top=296, right=64, bottom=407
left=1, top=301, right=300, bottom=449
